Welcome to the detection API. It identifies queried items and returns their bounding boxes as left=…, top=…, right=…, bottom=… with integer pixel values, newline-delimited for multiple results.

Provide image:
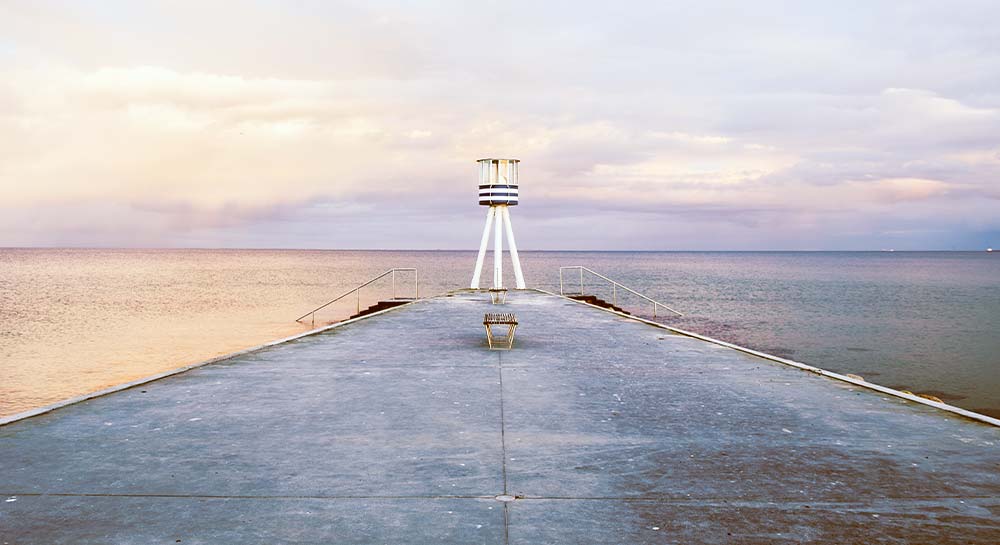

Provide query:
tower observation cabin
left=478, top=158, right=519, bottom=206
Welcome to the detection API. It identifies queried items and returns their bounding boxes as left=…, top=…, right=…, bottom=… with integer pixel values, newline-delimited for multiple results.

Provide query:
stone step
left=568, top=294, right=630, bottom=315
left=349, top=299, right=412, bottom=320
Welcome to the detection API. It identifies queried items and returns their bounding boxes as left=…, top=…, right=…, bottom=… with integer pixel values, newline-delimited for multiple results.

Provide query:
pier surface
left=1, top=290, right=998, bottom=543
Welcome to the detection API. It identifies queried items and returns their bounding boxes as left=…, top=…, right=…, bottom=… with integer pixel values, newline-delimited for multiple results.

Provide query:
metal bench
left=488, top=287, right=508, bottom=304
left=483, top=312, right=518, bottom=350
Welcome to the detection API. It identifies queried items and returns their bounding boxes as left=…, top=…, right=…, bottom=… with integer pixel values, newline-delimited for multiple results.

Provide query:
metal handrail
left=296, top=268, right=418, bottom=326
left=559, top=266, right=683, bottom=318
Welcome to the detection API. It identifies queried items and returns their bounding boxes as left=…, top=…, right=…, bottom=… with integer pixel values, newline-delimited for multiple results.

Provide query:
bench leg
left=485, top=323, right=516, bottom=350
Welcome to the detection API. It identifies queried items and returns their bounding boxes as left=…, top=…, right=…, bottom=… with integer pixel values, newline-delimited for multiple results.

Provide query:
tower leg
left=471, top=207, right=495, bottom=289
left=493, top=206, right=504, bottom=288
left=502, top=207, right=526, bottom=289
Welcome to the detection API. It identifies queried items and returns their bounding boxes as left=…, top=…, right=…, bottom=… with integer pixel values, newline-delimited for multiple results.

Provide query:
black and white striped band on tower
left=478, top=184, right=519, bottom=205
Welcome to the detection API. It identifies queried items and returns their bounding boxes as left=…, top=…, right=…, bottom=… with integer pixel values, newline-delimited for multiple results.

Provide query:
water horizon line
left=1, top=246, right=994, bottom=253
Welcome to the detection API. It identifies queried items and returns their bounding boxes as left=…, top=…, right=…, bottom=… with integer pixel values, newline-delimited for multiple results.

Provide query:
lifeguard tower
left=470, top=158, right=526, bottom=290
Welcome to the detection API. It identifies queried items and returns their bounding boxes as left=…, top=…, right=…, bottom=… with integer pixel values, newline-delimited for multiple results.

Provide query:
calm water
left=1, top=249, right=998, bottom=418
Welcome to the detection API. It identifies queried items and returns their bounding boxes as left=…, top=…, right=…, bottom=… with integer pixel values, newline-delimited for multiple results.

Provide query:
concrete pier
left=1, top=290, right=998, bottom=543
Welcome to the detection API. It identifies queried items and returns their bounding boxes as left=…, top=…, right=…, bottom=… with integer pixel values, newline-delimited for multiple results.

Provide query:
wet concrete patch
left=508, top=497, right=1000, bottom=544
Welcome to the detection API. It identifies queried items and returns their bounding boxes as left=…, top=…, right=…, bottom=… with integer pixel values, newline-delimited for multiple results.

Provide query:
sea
left=1, top=249, right=998, bottom=418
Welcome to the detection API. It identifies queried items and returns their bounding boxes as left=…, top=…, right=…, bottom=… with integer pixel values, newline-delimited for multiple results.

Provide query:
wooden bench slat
left=484, top=312, right=517, bottom=324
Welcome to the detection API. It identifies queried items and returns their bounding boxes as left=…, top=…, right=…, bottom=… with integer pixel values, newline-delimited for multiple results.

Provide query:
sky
left=1, top=1, right=998, bottom=250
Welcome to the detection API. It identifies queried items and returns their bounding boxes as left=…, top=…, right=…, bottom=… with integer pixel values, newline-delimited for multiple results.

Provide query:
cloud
left=858, top=178, right=953, bottom=203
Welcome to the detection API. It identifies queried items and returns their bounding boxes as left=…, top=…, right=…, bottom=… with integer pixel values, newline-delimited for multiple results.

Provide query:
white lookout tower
left=470, top=158, right=526, bottom=290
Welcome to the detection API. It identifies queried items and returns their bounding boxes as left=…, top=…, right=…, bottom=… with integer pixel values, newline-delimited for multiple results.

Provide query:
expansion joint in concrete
left=0, top=492, right=497, bottom=501
left=497, top=350, right=510, bottom=545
